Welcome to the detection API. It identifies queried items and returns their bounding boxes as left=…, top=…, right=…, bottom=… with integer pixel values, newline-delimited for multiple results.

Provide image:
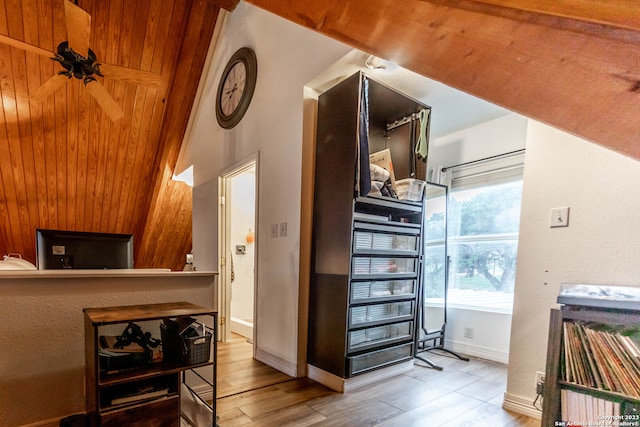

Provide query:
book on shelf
left=561, top=389, right=621, bottom=423
left=369, top=149, right=397, bottom=192
left=110, top=386, right=169, bottom=406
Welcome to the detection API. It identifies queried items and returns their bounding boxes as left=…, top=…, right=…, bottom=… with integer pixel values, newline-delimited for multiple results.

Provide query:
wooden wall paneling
left=13, top=31, right=40, bottom=253
left=92, top=105, right=111, bottom=231
left=19, top=0, right=42, bottom=240
left=83, top=95, right=100, bottom=232
left=246, top=0, right=640, bottom=161
left=118, top=85, right=144, bottom=234
left=54, top=81, right=67, bottom=230
left=0, top=48, right=19, bottom=255
left=66, top=76, right=78, bottom=230
left=0, top=1, right=12, bottom=257
left=75, top=85, right=90, bottom=232
left=136, top=0, right=220, bottom=270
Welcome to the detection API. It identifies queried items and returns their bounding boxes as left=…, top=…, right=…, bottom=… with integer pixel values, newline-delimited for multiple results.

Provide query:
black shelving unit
left=308, top=71, right=431, bottom=380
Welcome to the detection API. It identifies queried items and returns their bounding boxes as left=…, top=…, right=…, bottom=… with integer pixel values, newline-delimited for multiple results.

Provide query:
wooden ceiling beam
left=246, top=0, right=640, bottom=160
left=421, top=0, right=640, bottom=43
left=206, top=0, right=239, bottom=12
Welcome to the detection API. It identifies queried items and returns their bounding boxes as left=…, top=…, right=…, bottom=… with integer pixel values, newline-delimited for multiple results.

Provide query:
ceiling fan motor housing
left=55, top=41, right=102, bottom=83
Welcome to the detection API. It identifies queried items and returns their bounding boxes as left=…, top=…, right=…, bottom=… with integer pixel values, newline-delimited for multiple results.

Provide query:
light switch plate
left=549, top=207, right=570, bottom=228
left=279, top=222, right=288, bottom=238
left=271, top=224, right=278, bottom=238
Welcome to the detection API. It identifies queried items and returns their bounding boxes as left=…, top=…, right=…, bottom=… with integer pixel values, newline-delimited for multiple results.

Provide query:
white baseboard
left=230, top=317, right=253, bottom=339
left=307, top=360, right=414, bottom=393
left=255, top=347, right=299, bottom=378
left=445, top=338, right=509, bottom=364
left=502, top=392, right=542, bottom=420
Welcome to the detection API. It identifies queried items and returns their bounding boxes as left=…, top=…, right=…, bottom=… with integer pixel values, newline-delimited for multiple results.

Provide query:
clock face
left=216, top=47, right=257, bottom=129
left=220, top=62, right=246, bottom=116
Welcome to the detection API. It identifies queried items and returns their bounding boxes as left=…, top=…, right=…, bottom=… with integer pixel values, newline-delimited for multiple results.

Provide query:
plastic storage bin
left=395, top=178, right=425, bottom=201
left=161, top=318, right=212, bottom=365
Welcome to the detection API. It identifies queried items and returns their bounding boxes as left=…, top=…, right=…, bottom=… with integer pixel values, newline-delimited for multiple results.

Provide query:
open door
left=218, top=155, right=258, bottom=345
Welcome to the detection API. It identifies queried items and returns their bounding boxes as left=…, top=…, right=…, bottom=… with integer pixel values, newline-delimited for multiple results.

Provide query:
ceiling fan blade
left=0, top=34, right=55, bottom=58
left=99, top=63, right=162, bottom=88
left=64, top=0, right=91, bottom=57
left=30, top=74, right=69, bottom=102
left=85, top=80, right=125, bottom=121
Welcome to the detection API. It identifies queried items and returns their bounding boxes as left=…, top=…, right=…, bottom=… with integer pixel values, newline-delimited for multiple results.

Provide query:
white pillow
left=0, top=254, right=37, bottom=270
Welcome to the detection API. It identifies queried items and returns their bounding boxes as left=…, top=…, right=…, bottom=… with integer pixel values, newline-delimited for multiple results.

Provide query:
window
left=427, top=151, right=524, bottom=314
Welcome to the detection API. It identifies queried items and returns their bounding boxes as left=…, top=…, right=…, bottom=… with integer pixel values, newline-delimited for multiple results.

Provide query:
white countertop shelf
left=0, top=269, right=218, bottom=280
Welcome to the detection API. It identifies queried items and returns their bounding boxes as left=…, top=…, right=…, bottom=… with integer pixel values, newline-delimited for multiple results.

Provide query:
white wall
left=505, top=120, right=640, bottom=412
left=189, top=2, right=350, bottom=375
left=428, top=113, right=528, bottom=180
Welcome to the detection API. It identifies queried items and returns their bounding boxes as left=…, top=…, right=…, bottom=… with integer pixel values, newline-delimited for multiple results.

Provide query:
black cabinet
left=309, top=72, right=430, bottom=379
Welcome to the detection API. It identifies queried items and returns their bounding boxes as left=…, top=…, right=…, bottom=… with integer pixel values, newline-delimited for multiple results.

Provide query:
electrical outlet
left=535, top=371, right=545, bottom=395
left=464, top=327, right=474, bottom=339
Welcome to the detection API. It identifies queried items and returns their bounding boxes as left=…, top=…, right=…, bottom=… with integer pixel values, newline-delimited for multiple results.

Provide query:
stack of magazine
left=563, top=321, right=640, bottom=397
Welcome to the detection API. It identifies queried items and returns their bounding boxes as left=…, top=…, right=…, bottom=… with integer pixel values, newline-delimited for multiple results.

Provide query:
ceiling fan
left=0, top=0, right=162, bottom=121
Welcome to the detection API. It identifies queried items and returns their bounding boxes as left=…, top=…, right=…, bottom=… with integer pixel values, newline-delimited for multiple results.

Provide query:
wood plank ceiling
left=0, top=0, right=638, bottom=271
left=248, top=0, right=640, bottom=160
left=0, top=0, right=223, bottom=270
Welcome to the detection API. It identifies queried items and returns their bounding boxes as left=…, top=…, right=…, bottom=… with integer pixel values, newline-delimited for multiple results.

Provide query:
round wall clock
left=215, top=47, right=258, bottom=129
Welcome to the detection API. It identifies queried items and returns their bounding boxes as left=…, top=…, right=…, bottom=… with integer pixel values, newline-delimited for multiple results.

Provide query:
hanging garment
left=415, top=108, right=430, bottom=161
left=358, top=77, right=371, bottom=196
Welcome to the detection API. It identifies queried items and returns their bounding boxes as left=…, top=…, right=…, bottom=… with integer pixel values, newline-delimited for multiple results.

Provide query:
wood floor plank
left=215, top=335, right=541, bottom=426
left=376, top=392, right=486, bottom=427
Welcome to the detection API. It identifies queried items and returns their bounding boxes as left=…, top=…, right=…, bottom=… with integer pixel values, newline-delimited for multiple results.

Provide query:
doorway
left=219, top=156, right=258, bottom=345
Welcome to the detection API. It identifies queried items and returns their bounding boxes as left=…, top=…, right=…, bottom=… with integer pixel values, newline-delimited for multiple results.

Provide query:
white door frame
left=218, top=153, right=259, bottom=348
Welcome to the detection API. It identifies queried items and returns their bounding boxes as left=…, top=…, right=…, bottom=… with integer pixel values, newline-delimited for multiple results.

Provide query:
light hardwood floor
left=216, top=334, right=540, bottom=426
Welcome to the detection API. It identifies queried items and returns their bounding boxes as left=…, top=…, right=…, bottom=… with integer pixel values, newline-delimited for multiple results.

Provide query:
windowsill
left=424, top=289, right=514, bottom=315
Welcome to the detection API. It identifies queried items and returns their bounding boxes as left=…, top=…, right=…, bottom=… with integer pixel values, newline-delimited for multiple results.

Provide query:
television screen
left=36, top=229, right=134, bottom=270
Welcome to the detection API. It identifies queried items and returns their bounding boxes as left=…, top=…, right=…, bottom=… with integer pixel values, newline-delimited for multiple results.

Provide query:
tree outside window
left=447, top=181, right=523, bottom=310
left=424, top=180, right=523, bottom=311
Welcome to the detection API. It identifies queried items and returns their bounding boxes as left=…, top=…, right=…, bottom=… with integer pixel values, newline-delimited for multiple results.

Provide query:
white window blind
left=445, top=150, right=525, bottom=190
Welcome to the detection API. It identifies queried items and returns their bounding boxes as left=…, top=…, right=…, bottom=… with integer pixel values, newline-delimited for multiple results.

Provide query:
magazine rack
left=542, top=284, right=640, bottom=425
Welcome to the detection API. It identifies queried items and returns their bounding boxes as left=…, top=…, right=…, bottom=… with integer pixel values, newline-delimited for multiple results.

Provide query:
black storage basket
left=161, top=322, right=212, bottom=365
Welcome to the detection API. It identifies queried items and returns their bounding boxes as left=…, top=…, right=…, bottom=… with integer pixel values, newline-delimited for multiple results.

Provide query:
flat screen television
left=36, top=229, right=134, bottom=270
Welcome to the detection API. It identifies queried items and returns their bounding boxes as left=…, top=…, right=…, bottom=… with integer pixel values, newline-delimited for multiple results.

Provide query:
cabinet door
left=100, top=397, right=179, bottom=427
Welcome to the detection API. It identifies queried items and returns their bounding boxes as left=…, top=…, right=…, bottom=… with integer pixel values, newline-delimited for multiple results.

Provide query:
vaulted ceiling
left=0, top=0, right=228, bottom=270
left=1, top=0, right=638, bottom=270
